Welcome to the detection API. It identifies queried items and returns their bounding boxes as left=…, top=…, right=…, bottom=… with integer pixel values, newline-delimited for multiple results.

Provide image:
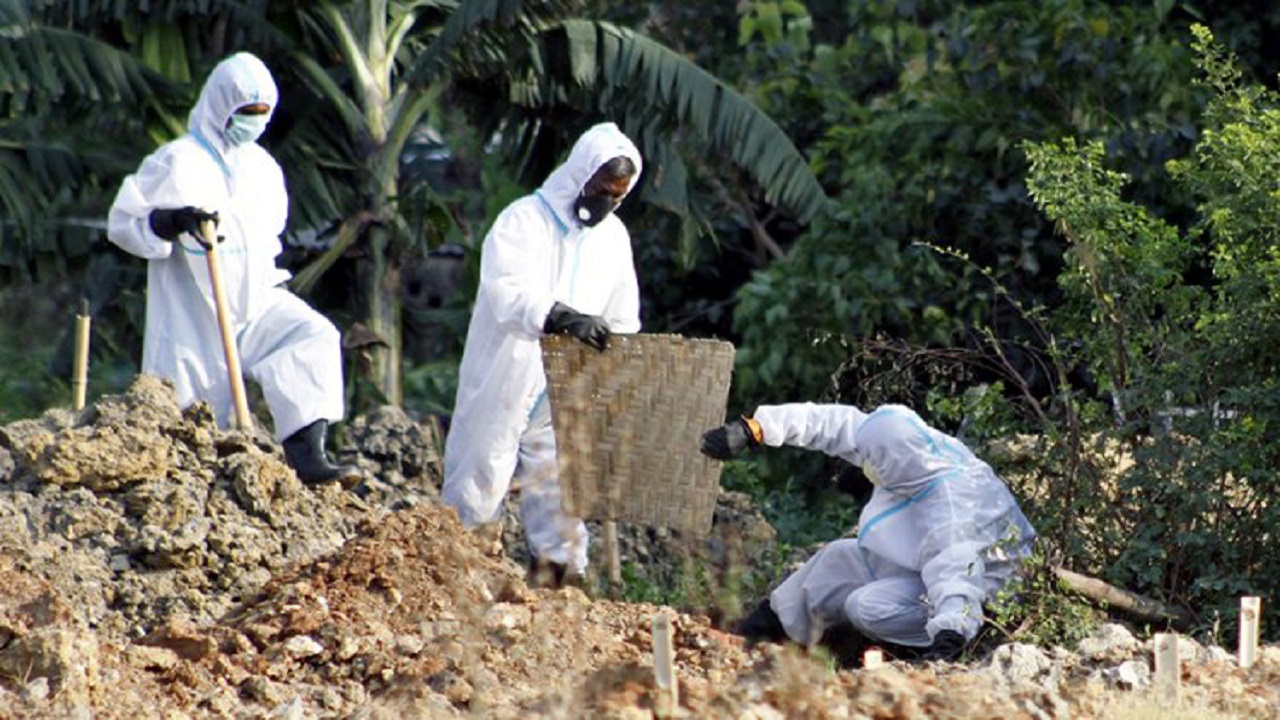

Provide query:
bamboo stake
left=72, top=298, right=91, bottom=411
left=199, top=219, right=253, bottom=430
left=1239, top=596, right=1261, bottom=669
left=603, top=520, right=622, bottom=592
left=652, top=610, right=678, bottom=717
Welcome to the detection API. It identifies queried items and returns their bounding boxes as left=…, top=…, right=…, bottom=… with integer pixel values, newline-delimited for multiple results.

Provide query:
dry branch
left=1053, top=566, right=1192, bottom=624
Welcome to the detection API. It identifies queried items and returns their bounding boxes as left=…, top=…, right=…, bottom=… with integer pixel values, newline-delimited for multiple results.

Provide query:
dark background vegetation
left=5, top=0, right=1280, bottom=644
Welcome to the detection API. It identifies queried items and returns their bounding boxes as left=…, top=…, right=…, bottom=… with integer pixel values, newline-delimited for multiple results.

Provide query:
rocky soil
left=0, top=376, right=1276, bottom=718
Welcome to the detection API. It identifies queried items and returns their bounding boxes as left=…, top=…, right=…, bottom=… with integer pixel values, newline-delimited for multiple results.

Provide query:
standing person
left=443, top=122, right=643, bottom=588
left=107, top=52, right=358, bottom=486
left=701, top=402, right=1036, bottom=661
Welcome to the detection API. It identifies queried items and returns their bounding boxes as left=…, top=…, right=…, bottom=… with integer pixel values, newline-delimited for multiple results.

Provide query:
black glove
left=920, top=629, right=966, bottom=662
left=700, top=418, right=761, bottom=460
left=834, top=463, right=874, bottom=503
left=149, top=207, right=219, bottom=243
left=543, top=301, right=610, bottom=352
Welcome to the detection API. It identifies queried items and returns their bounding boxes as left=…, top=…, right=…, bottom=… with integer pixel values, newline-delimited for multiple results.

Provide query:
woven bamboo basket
left=540, top=333, right=736, bottom=536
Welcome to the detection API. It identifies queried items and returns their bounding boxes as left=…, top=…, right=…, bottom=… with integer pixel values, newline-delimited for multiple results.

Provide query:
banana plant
left=279, top=0, right=829, bottom=406
left=0, top=0, right=176, bottom=276
left=3, top=0, right=828, bottom=408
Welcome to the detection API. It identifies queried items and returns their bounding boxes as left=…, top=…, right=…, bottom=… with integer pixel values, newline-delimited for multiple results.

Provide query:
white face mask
left=226, top=113, right=269, bottom=146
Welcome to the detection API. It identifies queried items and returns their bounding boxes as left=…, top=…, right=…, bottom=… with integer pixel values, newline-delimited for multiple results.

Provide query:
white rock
left=336, top=637, right=360, bottom=661
left=270, top=696, right=305, bottom=720
left=1258, top=645, right=1280, bottom=665
left=1178, top=634, right=1203, bottom=659
left=484, top=603, right=532, bottom=632
left=283, top=635, right=324, bottom=659
left=1150, top=633, right=1203, bottom=662
left=1077, top=623, right=1139, bottom=661
left=611, top=708, right=652, bottom=720
left=395, top=634, right=425, bottom=656
left=1202, top=645, right=1233, bottom=664
left=737, top=703, right=787, bottom=720
left=22, top=677, right=49, bottom=701
left=1101, top=659, right=1150, bottom=689
left=985, top=642, right=1053, bottom=685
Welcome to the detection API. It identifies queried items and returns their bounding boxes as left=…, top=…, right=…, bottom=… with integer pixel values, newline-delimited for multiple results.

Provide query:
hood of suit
left=187, top=52, right=279, bottom=159
left=538, top=122, right=643, bottom=229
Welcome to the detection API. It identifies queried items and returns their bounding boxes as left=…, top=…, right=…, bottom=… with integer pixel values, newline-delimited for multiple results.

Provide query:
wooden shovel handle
left=199, top=219, right=253, bottom=431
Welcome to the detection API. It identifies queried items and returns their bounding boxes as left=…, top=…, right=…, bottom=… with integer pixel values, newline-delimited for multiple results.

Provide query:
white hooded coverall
left=107, top=53, right=344, bottom=441
left=756, top=403, right=1036, bottom=647
left=443, top=123, right=643, bottom=573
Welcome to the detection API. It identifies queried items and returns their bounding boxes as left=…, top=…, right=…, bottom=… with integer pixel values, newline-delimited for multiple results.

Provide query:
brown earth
left=0, top=377, right=1276, bottom=719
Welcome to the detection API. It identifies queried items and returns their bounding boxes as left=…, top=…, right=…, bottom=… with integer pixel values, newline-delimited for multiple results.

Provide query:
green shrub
left=1023, top=24, right=1280, bottom=639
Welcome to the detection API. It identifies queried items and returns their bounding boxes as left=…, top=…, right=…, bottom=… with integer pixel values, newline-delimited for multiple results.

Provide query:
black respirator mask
left=573, top=193, right=619, bottom=227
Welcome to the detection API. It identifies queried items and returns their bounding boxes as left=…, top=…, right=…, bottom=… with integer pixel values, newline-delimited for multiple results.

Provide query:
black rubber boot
left=527, top=557, right=586, bottom=590
left=283, top=420, right=361, bottom=487
left=736, top=598, right=789, bottom=647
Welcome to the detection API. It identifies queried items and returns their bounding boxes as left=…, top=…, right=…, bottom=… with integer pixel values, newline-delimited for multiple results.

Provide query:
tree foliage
left=0, top=0, right=175, bottom=277
left=729, top=0, right=1206, bottom=407
left=1023, top=24, right=1280, bottom=633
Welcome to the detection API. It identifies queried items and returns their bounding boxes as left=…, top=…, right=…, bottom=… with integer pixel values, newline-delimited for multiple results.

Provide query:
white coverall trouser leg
left=515, top=399, right=589, bottom=574
left=196, top=287, right=345, bottom=441
left=770, top=538, right=933, bottom=648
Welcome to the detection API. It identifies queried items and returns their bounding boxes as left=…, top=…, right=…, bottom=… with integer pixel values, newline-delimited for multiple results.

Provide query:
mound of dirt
left=0, top=377, right=1276, bottom=718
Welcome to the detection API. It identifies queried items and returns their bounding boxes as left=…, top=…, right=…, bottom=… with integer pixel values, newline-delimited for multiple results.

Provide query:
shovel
left=198, top=218, right=254, bottom=431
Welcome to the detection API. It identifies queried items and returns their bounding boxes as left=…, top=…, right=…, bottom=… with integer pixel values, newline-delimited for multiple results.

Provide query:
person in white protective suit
left=107, top=52, right=358, bottom=486
left=701, top=402, right=1036, bottom=662
left=442, top=122, right=643, bottom=589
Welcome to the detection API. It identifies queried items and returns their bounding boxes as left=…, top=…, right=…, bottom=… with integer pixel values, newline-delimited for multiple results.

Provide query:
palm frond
left=406, top=0, right=578, bottom=88
left=450, top=18, right=828, bottom=225
left=0, top=3, right=180, bottom=275
left=290, top=212, right=369, bottom=295
left=0, top=12, right=169, bottom=116
left=556, top=20, right=829, bottom=224
left=275, top=118, right=361, bottom=235
left=291, top=51, right=369, bottom=139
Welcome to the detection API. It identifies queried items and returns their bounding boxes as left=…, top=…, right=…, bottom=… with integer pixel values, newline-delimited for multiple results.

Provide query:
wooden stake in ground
left=603, top=520, right=622, bottom=592
left=652, top=610, right=678, bottom=717
left=199, top=218, right=253, bottom=431
left=862, top=648, right=884, bottom=669
left=1239, top=596, right=1261, bottom=669
left=1153, top=632, right=1180, bottom=706
left=72, top=298, right=91, bottom=411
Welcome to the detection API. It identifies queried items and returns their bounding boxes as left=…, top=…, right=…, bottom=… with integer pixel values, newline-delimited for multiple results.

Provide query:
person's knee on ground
left=283, top=419, right=361, bottom=486
left=843, top=576, right=933, bottom=648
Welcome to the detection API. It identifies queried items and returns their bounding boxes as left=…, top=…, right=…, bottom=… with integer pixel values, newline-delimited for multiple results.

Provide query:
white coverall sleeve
left=478, top=205, right=558, bottom=339
left=918, top=519, right=990, bottom=640
left=108, top=145, right=225, bottom=260
left=917, top=468, right=1034, bottom=641
left=108, top=155, right=186, bottom=260
left=752, top=403, right=865, bottom=460
left=601, top=227, right=641, bottom=333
